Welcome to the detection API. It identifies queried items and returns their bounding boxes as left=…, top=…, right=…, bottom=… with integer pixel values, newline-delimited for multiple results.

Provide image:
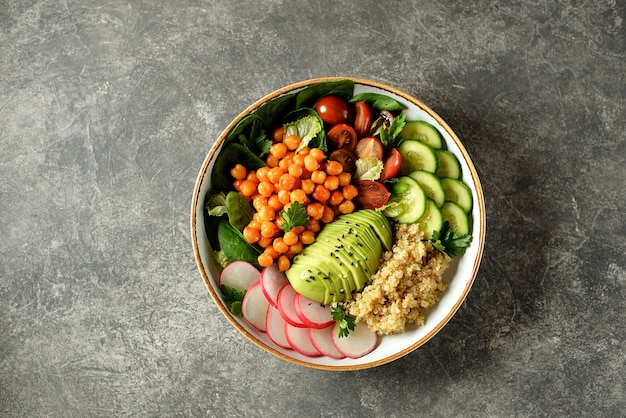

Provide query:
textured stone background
left=1, top=1, right=624, bottom=416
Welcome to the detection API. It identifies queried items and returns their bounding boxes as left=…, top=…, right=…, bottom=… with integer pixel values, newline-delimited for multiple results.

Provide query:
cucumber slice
left=442, top=201, right=470, bottom=236
left=441, top=178, right=473, bottom=213
left=417, top=199, right=443, bottom=240
left=436, top=150, right=461, bottom=179
left=401, top=121, right=443, bottom=149
left=398, top=140, right=438, bottom=175
left=408, top=170, right=445, bottom=208
left=385, top=176, right=426, bottom=224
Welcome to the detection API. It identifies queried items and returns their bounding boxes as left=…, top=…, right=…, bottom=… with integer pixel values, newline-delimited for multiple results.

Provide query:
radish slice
left=260, top=264, right=290, bottom=307
left=276, top=285, right=307, bottom=328
left=219, top=260, right=261, bottom=292
left=241, top=280, right=270, bottom=332
left=266, top=305, right=291, bottom=349
left=294, top=293, right=334, bottom=329
left=309, top=326, right=346, bottom=359
left=285, top=323, right=321, bottom=357
left=332, top=322, right=379, bottom=359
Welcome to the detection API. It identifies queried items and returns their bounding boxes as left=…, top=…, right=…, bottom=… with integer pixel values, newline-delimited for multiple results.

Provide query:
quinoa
left=346, top=223, right=451, bottom=335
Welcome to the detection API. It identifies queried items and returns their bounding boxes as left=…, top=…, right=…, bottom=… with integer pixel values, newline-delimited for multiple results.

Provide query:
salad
left=204, top=79, right=473, bottom=359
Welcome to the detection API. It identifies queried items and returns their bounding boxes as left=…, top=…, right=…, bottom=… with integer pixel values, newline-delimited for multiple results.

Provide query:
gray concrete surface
left=1, top=1, right=624, bottom=416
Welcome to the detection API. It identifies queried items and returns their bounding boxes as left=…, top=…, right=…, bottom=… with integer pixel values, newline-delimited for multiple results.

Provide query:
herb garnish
left=431, top=221, right=472, bottom=257
left=379, top=113, right=406, bottom=148
left=220, top=284, right=246, bottom=316
left=331, top=303, right=356, bottom=338
left=279, top=201, right=309, bottom=232
left=238, top=131, right=272, bottom=158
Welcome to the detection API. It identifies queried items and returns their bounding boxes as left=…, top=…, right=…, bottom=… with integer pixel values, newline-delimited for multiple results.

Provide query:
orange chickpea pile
left=229, top=128, right=359, bottom=271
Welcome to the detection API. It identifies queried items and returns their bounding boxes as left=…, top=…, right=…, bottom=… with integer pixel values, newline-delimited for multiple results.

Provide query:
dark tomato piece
left=329, top=149, right=357, bottom=175
left=370, top=110, right=396, bottom=134
left=355, top=136, right=384, bottom=159
left=353, top=101, right=373, bottom=138
left=379, top=148, right=402, bottom=181
left=315, top=96, right=353, bottom=125
left=327, top=123, right=357, bottom=152
left=353, top=180, right=391, bottom=209
left=379, top=110, right=395, bottom=126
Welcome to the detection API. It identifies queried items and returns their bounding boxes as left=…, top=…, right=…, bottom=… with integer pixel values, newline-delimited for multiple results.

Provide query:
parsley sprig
left=279, top=201, right=309, bottom=232
left=379, top=113, right=406, bottom=148
left=331, top=303, right=356, bottom=338
left=221, top=284, right=246, bottom=316
left=431, top=221, right=472, bottom=257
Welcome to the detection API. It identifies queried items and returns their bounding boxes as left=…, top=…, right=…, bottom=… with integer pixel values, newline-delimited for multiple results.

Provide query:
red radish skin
left=294, top=293, right=334, bottom=329
left=331, top=322, right=379, bottom=359
left=285, top=323, right=322, bottom=357
left=219, top=260, right=261, bottom=292
left=266, top=305, right=292, bottom=349
left=308, top=326, right=346, bottom=359
left=241, top=280, right=270, bottom=332
left=276, top=285, right=307, bottom=328
left=260, top=264, right=290, bottom=307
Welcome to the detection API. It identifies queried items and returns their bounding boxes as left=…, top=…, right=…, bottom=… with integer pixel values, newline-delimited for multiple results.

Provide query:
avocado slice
left=344, top=209, right=393, bottom=250
left=285, top=210, right=392, bottom=304
left=294, top=240, right=355, bottom=302
left=286, top=262, right=327, bottom=303
left=291, top=250, right=337, bottom=305
left=321, top=225, right=380, bottom=290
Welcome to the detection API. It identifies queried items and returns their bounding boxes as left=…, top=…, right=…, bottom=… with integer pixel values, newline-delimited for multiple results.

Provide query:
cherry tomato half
left=329, top=149, right=357, bottom=175
left=315, top=96, right=353, bottom=125
left=327, top=123, right=357, bottom=152
left=355, top=136, right=384, bottom=160
left=353, top=180, right=390, bottom=209
left=379, top=148, right=402, bottom=181
left=353, top=101, right=373, bottom=138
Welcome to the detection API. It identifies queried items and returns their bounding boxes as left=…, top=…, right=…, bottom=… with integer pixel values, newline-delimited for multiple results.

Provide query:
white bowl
left=191, top=77, right=485, bottom=370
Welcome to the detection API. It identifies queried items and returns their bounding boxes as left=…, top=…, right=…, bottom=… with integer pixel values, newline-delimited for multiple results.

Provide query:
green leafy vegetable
left=380, top=113, right=407, bottom=148
left=225, top=115, right=272, bottom=158
left=221, top=284, right=246, bottom=316
left=377, top=180, right=409, bottom=215
left=331, top=303, right=356, bottom=338
left=279, top=201, right=309, bottom=232
left=283, top=114, right=323, bottom=151
left=211, top=143, right=266, bottom=191
left=238, top=130, right=271, bottom=158
left=254, top=92, right=297, bottom=129
left=225, top=191, right=254, bottom=231
left=205, top=192, right=228, bottom=216
left=354, top=157, right=383, bottom=181
left=225, top=114, right=261, bottom=143
left=431, top=221, right=473, bottom=257
left=217, top=219, right=262, bottom=267
left=349, top=92, right=406, bottom=111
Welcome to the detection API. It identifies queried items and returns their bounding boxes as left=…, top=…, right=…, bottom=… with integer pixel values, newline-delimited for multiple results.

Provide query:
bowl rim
left=191, top=76, right=485, bottom=371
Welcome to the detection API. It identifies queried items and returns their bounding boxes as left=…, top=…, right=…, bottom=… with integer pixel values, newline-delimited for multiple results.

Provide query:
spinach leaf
left=225, top=191, right=254, bottom=231
left=295, top=79, right=354, bottom=109
left=203, top=206, right=223, bottom=251
left=349, top=93, right=406, bottom=111
left=211, top=143, right=266, bottom=191
left=253, top=92, right=297, bottom=130
left=225, top=114, right=263, bottom=144
left=217, top=219, right=261, bottom=268
left=225, top=115, right=272, bottom=158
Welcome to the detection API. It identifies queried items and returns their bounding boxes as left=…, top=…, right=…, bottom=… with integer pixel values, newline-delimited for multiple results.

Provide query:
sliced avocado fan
left=285, top=210, right=392, bottom=305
